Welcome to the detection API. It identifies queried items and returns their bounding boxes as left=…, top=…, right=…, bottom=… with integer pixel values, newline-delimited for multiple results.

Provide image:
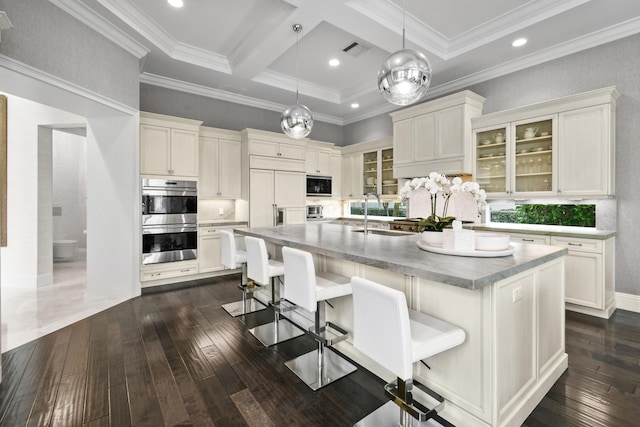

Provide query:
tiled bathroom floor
left=1, top=254, right=125, bottom=352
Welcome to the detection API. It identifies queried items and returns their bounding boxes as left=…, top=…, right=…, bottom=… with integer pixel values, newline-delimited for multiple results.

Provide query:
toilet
left=53, top=239, right=78, bottom=260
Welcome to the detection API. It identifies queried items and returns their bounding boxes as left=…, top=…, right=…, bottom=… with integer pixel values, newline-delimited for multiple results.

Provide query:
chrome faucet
left=363, top=192, right=381, bottom=235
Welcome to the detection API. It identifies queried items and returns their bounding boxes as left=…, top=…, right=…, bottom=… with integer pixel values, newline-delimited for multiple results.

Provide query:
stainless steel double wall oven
left=141, top=179, right=197, bottom=265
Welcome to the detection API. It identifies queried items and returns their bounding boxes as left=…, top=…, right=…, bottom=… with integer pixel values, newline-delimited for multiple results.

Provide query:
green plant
left=490, top=204, right=595, bottom=227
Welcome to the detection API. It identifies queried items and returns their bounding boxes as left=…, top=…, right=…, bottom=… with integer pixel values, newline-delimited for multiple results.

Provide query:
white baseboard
left=616, top=292, right=640, bottom=313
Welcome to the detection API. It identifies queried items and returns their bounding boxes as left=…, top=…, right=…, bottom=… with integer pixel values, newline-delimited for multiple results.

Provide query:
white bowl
left=475, top=232, right=510, bottom=251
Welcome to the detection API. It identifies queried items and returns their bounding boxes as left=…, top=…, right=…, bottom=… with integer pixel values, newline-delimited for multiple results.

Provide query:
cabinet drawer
left=509, top=233, right=550, bottom=245
left=141, top=265, right=198, bottom=282
left=550, top=236, right=602, bottom=253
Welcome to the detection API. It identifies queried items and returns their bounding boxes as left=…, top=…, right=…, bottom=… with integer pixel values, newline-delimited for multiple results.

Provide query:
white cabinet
left=472, top=87, right=618, bottom=198
left=249, top=169, right=305, bottom=227
left=557, top=104, right=615, bottom=197
left=199, top=127, right=242, bottom=199
left=198, top=226, right=223, bottom=273
left=508, top=230, right=615, bottom=318
left=550, top=236, right=615, bottom=318
left=249, top=139, right=305, bottom=160
left=306, top=146, right=332, bottom=175
left=341, top=152, right=363, bottom=199
left=363, top=148, right=397, bottom=198
left=140, top=260, right=198, bottom=283
left=140, top=112, right=202, bottom=177
left=243, top=129, right=307, bottom=173
left=391, top=90, right=485, bottom=177
left=474, top=115, right=557, bottom=197
left=330, top=150, right=342, bottom=199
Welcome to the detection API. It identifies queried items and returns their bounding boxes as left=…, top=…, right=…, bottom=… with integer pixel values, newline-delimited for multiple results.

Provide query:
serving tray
left=416, top=240, right=516, bottom=257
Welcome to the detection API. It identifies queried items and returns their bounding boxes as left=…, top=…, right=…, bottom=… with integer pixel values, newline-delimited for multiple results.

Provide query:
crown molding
left=253, top=70, right=341, bottom=104
left=0, top=54, right=137, bottom=115
left=139, top=73, right=344, bottom=126
left=94, top=0, right=230, bottom=73
left=50, top=0, right=149, bottom=59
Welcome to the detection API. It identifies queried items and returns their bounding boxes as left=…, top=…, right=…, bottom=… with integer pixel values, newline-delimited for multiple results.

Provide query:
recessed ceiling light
left=329, top=58, right=340, bottom=67
left=351, top=103, right=360, bottom=109
left=512, top=38, right=527, bottom=47
left=168, top=0, right=184, bottom=8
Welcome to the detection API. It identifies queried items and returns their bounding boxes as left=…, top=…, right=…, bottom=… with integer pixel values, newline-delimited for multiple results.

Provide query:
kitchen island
left=236, top=223, right=568, bottom=427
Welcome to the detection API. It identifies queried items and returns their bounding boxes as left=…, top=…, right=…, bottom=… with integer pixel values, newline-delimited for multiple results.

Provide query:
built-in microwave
left=306, top=175, right=332, bottom=197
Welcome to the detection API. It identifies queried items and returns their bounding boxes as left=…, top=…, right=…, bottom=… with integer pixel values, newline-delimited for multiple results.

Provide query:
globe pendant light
left=377, top=2, right=432, bottom=106
left=280, top=24, right=314, bottom=139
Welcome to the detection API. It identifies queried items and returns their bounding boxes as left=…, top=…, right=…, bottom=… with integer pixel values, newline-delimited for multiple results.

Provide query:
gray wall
left=0, top=0, right=140, bottom=109
left=140, top=84, right=345, bottom=144
left=343, top=112, right=393, bottom=145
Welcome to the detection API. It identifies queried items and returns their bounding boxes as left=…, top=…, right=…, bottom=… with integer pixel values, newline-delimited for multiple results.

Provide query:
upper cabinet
left=390, top=90, right=485, bottom=178
left=140, top=112, right=202, bottom=177
left=342, top=152, right=363, bottom=199
left=472, top=87, right=618, bottom=198
left=199, top=127, right=242, bottom=199
left=305, top=142, right=332, bottom=175
left=242, top=129, right=306, bottom=173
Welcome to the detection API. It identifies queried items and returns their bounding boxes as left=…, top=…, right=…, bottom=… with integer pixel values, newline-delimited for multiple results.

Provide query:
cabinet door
left=284, top=207, right=306, bottom=225
left=342, top=153, right=363, bottom=198
left=393, top=119, right=413, bottom=164
left=558, top=105, right=611, bottom=196
left=279, top=142, right=306, bottom=160
left=140, top=124, right=171, bottom=175
left=199, top=229, right=223, bottom=273
left=316, top=150, right=331, bottom=175
left=563, top=251, right=603, bottom=309
left=218, top=139, right=241, bottom=198
left=306, top=149, right=319, bottom=174
left=438, top=106, right=464, bottom=158
left=512, top=116, right=555, bottom=196
left=331, top=152, right=342, bottom=198
left=198, top=136, right=219, bottom=198
left=249, top=139, right=279, bottom=157
left=363, top=151, right=378, bottom=195
left=474, top=126, right=509, bottom=196
left=414, top=113, right=437, bottom=161
left=170, top=129, right=199, bottom=176
left=250, top=169, right=275, bottom=227
left=274, top=171, right=305, bottom=207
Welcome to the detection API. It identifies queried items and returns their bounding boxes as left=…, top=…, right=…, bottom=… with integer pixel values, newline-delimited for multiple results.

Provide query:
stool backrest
left=220, top=230, right=238, bottom=269
left=245, top=236, right=270, bottom=285
left=351, top=277, right=413, bottom=381
left=282, top=246, right=317, bottom=312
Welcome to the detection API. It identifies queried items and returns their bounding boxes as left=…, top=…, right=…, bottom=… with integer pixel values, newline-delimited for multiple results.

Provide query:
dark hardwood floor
left=1, top=275, right=638, bottom=426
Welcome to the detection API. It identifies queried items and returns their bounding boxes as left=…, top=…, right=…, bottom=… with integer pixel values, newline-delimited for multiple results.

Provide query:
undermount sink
left=351, top=228, right=415, bottom=236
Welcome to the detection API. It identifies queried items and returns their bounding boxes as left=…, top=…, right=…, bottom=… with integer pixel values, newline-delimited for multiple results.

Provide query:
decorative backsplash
left=490, top=204, right=596, bottom=227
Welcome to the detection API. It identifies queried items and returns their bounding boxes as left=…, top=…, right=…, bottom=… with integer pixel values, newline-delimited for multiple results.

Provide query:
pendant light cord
left=295, top=26, right=300, bottom=105
left=402, top=0, right=406, bottom=49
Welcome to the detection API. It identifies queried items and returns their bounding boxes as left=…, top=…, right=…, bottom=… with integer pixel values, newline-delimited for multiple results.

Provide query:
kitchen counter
left=236, top=222, right=567, bottom=290
left=236, top=222, right=568, bottom=426
left=472, top=222, right=616, bottom=239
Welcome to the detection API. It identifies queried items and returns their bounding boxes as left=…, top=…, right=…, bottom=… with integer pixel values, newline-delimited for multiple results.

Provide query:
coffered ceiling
left=51, top=0, right=640, bottom=125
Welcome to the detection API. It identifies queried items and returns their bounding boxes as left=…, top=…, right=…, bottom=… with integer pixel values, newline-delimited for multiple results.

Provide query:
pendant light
left=377, top=1, right=432, bottom=106
left=280, top=24, right=314, bottom=139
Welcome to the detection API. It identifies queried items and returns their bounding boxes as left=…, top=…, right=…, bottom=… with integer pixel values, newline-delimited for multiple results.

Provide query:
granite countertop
left=235, top=223, right=567, bottom=290
left=471, top=223, right=616, bottom=240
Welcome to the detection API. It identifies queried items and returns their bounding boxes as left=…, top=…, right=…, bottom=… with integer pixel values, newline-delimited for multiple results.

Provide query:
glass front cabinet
left=474, top=115, right=557, bottom=197
left=362, top=148, right=397, bottom=197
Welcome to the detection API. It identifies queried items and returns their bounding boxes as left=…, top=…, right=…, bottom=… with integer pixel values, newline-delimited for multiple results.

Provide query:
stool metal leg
left=222, top=264, right=267, bottom=317
left=284, top=300, right=357, bottom=390
left=248, top=276, right=304, bottom=347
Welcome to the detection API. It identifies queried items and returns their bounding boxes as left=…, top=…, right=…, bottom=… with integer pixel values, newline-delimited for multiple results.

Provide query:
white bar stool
left=351, top=277, right=466, bottom=427
left=220, top=230, right=266, bottom=317
left=245, top=236, right=304, bottom=347
left=281, top=246, right=357, bottom=390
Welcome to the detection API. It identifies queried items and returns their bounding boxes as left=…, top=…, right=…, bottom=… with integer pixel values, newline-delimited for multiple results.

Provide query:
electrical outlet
left=219, top=207, right=224, bottom=215
left=513, top=287, right=522, bottom=303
